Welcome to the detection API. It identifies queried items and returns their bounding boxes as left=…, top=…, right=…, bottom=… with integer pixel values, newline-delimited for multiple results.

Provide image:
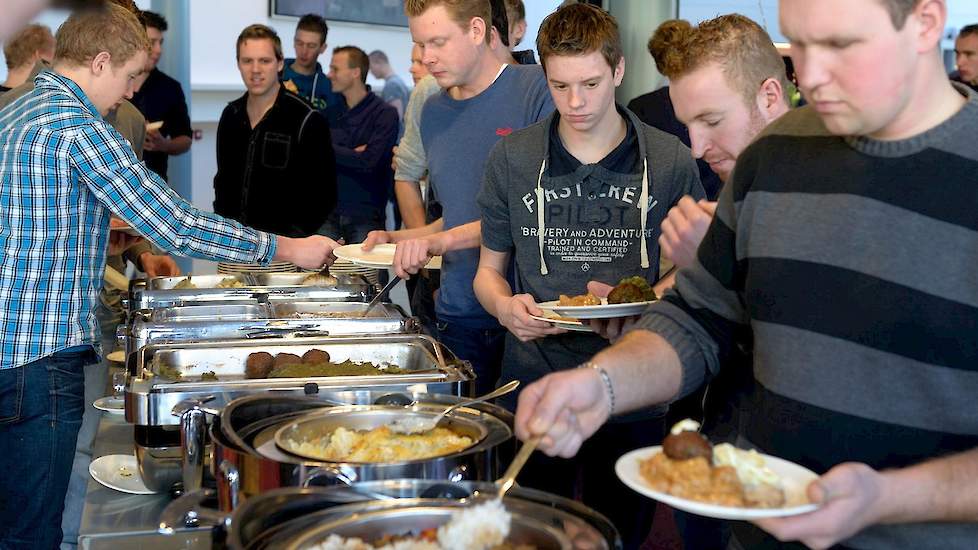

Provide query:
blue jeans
left=0, top=345, right=98, bottom=550
left=436, top=319, right=506, bottom=396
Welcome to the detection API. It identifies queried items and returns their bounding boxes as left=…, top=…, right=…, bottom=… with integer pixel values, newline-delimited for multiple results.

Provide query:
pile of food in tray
left=172, top=276, right=245, bottom=289
left=308, top=500, right=534, bottom=550
left=639, top=420, right=785, bottom=508
left=558, top=276, right=657, bottom=306
left=244, top=350, right=406, bottom=379
left=287, top=425, right=474, bottom=463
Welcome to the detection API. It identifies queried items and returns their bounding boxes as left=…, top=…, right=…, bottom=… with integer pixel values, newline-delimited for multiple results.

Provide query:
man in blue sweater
left=320, top=46, right=399, bottom=245
left=280, top=14, right=345, bottom=124
left=363, top=0, right=554, bottom=395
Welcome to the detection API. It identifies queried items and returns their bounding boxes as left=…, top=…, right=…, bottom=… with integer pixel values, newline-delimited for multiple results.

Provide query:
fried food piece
left=663, top=431, right=713, bottom=461
left=558, top=292, right=601, bottom=306
left=267, top=360, right=404, bottom=378
left=302, top=349, right=331, bottom=364
left=607, top=276, right=657, bottom=304
left=274, top=353, right=302, bottom=367
left=245, top=352, right=275, bottom=379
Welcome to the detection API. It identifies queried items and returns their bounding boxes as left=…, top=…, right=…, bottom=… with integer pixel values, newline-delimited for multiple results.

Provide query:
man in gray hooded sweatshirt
left=474, top=5, right=703, bottom=547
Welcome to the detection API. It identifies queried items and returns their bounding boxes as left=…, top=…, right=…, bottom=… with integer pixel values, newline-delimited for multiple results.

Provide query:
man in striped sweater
left=514, top=0, right=978, bottom=548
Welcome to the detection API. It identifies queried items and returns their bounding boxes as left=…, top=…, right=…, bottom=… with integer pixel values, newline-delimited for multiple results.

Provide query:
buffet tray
left=125, top=335, right=473, bottom=426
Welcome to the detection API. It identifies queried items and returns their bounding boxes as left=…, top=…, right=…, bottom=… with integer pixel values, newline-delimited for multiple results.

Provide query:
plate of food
left=528, top=313, right=593, bottom=333
left=145, top=120, right=164, bottom=132
left=108, top=217, right=141, bottom=237
left=537, top=276, right=657, bottom=320
left=334, top=243, right=442, bottom=270
left=615, top=420, right=819, bottom=520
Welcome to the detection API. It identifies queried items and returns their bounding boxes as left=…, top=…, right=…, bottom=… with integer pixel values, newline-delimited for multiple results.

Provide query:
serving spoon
left=387, top=380, right=520, bottom=434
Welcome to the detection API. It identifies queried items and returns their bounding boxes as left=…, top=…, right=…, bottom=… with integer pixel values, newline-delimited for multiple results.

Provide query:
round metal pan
left=273, top=406, right=489, bottom=464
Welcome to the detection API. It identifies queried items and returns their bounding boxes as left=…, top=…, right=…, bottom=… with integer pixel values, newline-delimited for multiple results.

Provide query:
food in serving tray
left=324, top=501, right=534, bottom=550
left=291, top=424, right=473, bottom=463
left=310, top=500, right=533, bottom=550
left=301, top=271, right=339, bottom=286
left=244, top=350, right=405, bottom=379
left=558, top=292, right=601, bottom=306
left=607, top=276, right=657, bottom=304
left=200, top=371, right=219, bottom=381
left=639, top=419, right=785, bottom=508
left=216, top=277, right=245, bottom=288
left=172, top=277, right=197, bottom=290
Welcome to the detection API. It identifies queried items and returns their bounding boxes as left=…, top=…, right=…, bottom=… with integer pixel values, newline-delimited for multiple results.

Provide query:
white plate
left=105, top=350, right=125, bottom=363
left=334, top=243, right=442, bottom=270
left=145, top=120, right=164, bottom=131
left=529, top=314, right=593, bottom=333
left=89, top=454, right=157, bottom=495
left=537, top=299, right=655, bottom=320
left=615, top=446, right=820, bottom=520
left=93, top=396, right=125, bottom=414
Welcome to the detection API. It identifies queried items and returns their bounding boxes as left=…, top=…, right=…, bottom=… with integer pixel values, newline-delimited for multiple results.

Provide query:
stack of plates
left=217, top=261, right=296, bottom=274
left=302, top=259, right=381, bottom=285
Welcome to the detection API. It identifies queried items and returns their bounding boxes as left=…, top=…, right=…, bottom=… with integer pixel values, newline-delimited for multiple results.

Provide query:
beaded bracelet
left=580, top=361, right=615, bottom=417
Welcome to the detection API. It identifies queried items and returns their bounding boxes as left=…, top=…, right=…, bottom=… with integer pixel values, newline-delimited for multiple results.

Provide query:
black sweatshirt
left=213, top=87, right=336, bottom=237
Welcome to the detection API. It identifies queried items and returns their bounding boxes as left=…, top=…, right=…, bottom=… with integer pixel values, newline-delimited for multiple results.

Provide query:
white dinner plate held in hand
left=334, top=243, right=442, bottom=270
left=89, top=454, right=157, bottom=495
left=615, top=446, right=820, bottom=520
left=528, top=314, right=593, bottom=333
left=537, top=298, right=655, bottom=320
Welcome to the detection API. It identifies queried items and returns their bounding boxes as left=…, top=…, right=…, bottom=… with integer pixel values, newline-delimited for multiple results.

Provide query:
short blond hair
left=4, top=24, right=54, bottom=70
left=54, top=2, right=149, bottom=67
left=649, top=14, right=788, bottom=107
left=405, top=0, right=492, bottom=44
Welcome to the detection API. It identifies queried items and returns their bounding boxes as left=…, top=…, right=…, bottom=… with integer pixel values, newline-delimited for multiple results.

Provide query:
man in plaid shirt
left=0, top=5, right=338, bottom=547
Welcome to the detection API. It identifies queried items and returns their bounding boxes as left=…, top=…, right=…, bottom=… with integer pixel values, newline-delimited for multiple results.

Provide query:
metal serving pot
left=161, top=482, right=621, bottom=549
left=209, top=392, right=515, bottom=512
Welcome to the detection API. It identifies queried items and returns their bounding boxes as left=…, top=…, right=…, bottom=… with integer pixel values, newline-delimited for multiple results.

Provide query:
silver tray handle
left=172, top=396, right=218, bottom=494
left=158, top=488, right=228, bottom=534
left=219, top=460, right=241, bottom=510
left=302, top=464, right=358, bottom=487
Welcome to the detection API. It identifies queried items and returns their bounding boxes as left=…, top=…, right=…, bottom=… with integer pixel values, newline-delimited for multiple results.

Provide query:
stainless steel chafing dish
left=122, top=303, right=418, bottom=355
left=160, top=484, right=621, bottom=549
left=125, top=273, right=377, bottom=312
left=125, top=334, right=472, bottom=426
left=148, top=303, right=272, bottom=323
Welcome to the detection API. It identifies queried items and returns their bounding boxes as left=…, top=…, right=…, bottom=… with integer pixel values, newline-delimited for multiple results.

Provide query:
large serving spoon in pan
left=387, top=380, right=520, bottom=434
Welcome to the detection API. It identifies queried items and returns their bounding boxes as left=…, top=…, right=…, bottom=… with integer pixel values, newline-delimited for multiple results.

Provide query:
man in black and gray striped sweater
left=514, top=0, right=978, bottom=548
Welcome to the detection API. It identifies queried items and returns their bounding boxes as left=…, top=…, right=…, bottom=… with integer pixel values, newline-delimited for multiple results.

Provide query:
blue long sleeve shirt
left=0, top=71, right=276, bottom=369
left=330, top=91, right=399, bottom=214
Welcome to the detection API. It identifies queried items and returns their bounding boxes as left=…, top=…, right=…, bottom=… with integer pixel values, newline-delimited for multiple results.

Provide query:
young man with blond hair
left=0, top=7, right=337, bottom=546
left=517, top=0, right=978, bottom=547
left=1, top=23, right=55, bottom=92
left=475, top=4, right=703, bottom=545
left=364, top=0, right=554, bottom=395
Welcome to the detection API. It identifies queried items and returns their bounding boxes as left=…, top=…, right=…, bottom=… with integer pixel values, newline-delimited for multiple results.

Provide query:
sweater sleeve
left=477, top=140, right=514, bottom=253
left=333, top=105, right=399, bottom=174
left=629, top=151, right=753, bottom=400
left=394, top=76, right=439, bottom=182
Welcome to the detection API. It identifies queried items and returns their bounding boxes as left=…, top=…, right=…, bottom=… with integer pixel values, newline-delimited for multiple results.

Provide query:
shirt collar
left=35, top=70, right=103, bottom=119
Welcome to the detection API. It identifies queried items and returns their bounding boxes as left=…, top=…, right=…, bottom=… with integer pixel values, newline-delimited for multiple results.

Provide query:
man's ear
left=91, top=51, right=112, bottom=75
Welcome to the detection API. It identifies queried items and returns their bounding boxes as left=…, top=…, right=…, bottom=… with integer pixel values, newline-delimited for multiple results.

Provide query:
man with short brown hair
left=281, top=13, right=344, bottom=123
left=213, top=24, right=337, bottom=243
left=474, top=4, right=702, bottom=545
left=322, top=46, right=398, bottom=246
left=517, top=0, right=978, bottom=547
left=952, top=24, right=978, bottom=92
left=1, top=23, right=54, bottom=92
left=0, top=8, right=337, bottom=546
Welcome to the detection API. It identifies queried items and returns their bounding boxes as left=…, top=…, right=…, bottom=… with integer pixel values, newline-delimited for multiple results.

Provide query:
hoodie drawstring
left=639, top=157, right=650, bottom=270
left=536, top=157, right=549, bottom=275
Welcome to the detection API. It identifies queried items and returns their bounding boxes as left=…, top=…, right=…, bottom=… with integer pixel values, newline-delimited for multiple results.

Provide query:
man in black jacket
left=214, top=24, right=336, bottom=239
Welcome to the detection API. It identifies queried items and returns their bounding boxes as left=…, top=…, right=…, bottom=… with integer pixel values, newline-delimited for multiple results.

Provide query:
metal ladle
left=387, top=380, right=520, bottom=434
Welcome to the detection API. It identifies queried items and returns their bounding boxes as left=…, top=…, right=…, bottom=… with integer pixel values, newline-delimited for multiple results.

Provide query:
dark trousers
left=0, top=346, right=98, bottom=550
left=318, top=209, right=386, bottom=246
left=517, top=416, right=666, bottom=550
left=409, top=270, right=440, bottom=338
left=436, top=319, right=505, bottom=396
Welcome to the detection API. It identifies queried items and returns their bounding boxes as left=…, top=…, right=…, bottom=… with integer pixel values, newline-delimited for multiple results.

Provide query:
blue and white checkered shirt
left=0, top=71, right=277, bottom=369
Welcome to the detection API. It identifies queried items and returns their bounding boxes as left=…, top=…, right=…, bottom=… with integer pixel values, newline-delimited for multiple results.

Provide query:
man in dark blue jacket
left=320, top=46, right=399, bottom=245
